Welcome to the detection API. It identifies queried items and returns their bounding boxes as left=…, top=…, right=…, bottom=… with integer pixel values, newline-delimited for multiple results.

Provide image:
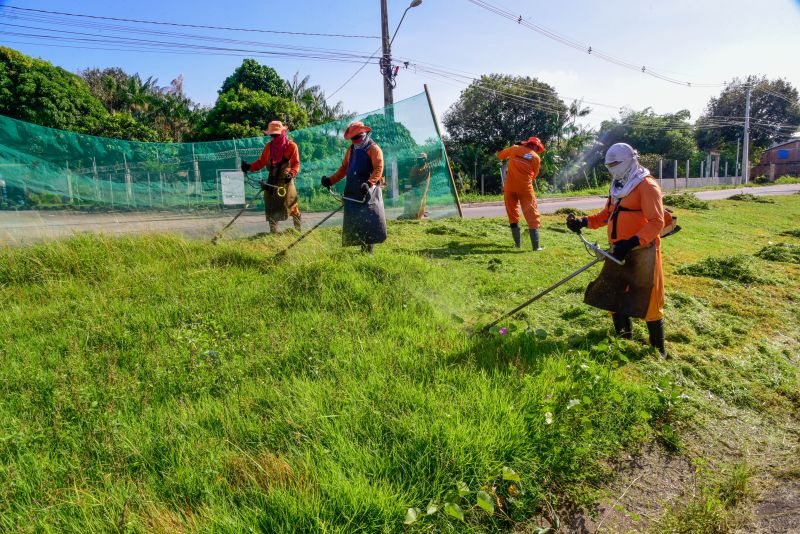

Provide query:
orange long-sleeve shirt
left=497, top=145, right=540, bottom=192
left=249, top=139, right=300, bottom=177
left=587, top=176, right=665, bottom=246
left=329, top=143, right=384, bottom=186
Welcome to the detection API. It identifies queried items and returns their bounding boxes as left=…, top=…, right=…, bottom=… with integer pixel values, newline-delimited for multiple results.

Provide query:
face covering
left=351, top=133, right=368, bottom=148
left=607, top=158, right=635, bottom=183
left=270, top=131, right=288, bottom=166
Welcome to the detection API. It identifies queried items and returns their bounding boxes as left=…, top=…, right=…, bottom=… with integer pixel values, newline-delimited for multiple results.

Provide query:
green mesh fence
left=0, top=92, right=459, bottom=228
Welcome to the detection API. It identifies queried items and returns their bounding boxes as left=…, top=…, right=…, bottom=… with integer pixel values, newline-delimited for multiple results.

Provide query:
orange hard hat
left=521, top=136, right=545, bottom=153
left=344, top=121, right=371, bottom=140
left=265, top=121, right=288, bottom=135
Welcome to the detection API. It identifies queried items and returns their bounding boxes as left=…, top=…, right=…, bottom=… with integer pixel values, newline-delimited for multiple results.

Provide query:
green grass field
left=1, top=196, right=799, bottom=532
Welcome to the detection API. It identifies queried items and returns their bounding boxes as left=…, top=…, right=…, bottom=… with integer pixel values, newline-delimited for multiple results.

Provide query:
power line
left=464, top=0, right=726, bottom=88
left=1, top=5, right=380, bottom=39
left=326, top=47, right=383, bottom=101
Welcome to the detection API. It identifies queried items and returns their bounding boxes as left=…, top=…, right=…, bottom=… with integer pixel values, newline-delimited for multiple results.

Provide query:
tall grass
left=1, top=197, right=799, bottom=531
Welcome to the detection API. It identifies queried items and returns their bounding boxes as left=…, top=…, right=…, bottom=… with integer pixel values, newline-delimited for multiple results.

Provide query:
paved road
left=461, top=183, right=800, bottom=218
left=2, top=184, right=798, bottom=246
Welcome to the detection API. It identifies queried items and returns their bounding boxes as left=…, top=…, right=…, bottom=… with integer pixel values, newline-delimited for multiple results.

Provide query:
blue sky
left=2, top=0, right=800, bottom=129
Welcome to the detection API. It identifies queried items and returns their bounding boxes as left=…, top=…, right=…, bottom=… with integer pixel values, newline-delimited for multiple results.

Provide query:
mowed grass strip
left=0, top=196, right=798, bottom=532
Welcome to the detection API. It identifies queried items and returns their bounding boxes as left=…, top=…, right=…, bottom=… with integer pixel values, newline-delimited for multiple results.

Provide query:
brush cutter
left=479, top=231, right=622, bottom=333
left=272, top=186, right=369, bottom=258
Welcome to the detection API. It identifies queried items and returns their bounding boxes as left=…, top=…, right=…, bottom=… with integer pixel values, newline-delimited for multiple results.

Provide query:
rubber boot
left=510, top=224, right=521, bottom=248
left=529, top=228, right=542, bottom=251
left=647, top=319, right=668, bottom=358
left=293, top=215, right=302, bottom=232
left=361, top=244, right=374, bottom=255
left=612, top=314, right=633, bottom=339
left=268, top=221, right=278, bottom=234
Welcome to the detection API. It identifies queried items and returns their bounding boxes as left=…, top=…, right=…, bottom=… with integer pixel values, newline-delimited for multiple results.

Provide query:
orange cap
left=344, top=121, right=371, bottom=140
left=265, top=121, right=288, bottom=135
left=522, top=136, right=545, bottom=153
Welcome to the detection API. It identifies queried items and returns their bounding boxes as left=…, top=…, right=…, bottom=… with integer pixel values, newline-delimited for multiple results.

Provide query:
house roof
left=766, top=137, right=800, bottom=151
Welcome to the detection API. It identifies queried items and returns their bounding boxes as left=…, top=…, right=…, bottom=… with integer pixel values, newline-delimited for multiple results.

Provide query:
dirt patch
left=556, top=444, right=696, bottom=533
left=749, top=479, right=800, bottom=533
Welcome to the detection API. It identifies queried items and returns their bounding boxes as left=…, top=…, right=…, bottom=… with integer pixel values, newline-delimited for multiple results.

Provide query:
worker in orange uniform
left=240, top=120, right=301, bottom=234
left=566, top=142, right=668, bottom=357
left=497, top=136, right=545, bottom=251
left=320, top=121, right=386, bottom=253
left=398, top=152, right=432, bottom=220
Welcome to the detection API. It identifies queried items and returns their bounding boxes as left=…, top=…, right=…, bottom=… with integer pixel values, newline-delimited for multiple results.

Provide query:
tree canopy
left=444, top=74, right=566, bottom=152
left=0, top=46, right=108, bottom=134
left=696, top=76, right=800, bottom=151
left=219, top=59, right=290, bottom=99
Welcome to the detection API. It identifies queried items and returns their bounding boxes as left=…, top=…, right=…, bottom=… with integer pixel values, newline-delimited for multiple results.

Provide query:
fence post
left=673, top=160, right=677, bottom=189
left=192, top=144, right=203, bottom=207
left=65, top=160, right=74, bottom=204
left=481, top=174, right=484, bottom=195
left=108, top=174, right=114, bottom=209
left=123, top=153, right=133, bottom=208
left=724, top=161, right=728, bottom=178
left=92, top=157, right=100, bottom=201
left=658, top=159, right=663, bottom=186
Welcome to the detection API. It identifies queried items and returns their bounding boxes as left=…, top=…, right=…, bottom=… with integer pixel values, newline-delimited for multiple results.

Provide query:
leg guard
left=529, top=228, right=542, bottom=251
left=510, top=224, right=521, bottom=248
left=612, top=314, right=633, bottom=339
left=647, top=319, right=667, bottom=358
left=268, top=221, right=278, bottom=234
left=293, top=215, right=302, bottom=232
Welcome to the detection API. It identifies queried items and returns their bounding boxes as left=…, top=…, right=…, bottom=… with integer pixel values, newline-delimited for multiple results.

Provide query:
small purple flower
left=498, top=327, right=508, bottom=335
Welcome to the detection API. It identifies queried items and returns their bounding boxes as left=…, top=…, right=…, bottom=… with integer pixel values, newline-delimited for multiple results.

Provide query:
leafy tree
left=196, top=87, right=308, bottom=141
left=289, top=71, right=350, bottom=126
left=0, top=46, right=108, bottom=133
left=696, top=76, right=800, bottom=151
left=599, top=108, right=698, bottom=158
left=93, top=112, right=159, bottom=142
left=220, top=59, right=290, bottom=99
left=444, top=74, right=566, bottom=152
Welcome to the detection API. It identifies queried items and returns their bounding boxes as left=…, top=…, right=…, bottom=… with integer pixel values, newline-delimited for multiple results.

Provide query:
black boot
left=361, top=243, right=374, bottom=255
left=647, top=319, right=668, bottom=358
left=529, top=228, right=542, bottom=251
left=612, top=314, right=633, bottom=339
left=510, top=224, right=521, bottom=248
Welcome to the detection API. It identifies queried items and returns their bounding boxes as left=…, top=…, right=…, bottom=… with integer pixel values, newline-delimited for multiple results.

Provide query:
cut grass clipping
left=676, top=254, right=770, bottom=284
left=757, top=243, right=800, bottom=264
left=779, top=228, right=800, bottom=238
left=553, top=207, right=588, bottom=217
left=727, top=193, right=775, bottom=204
left=663, top=192, right=710, bottom=210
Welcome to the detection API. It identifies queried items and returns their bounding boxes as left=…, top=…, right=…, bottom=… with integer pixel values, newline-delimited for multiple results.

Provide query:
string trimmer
left=479, top=231, right=623, bottom=333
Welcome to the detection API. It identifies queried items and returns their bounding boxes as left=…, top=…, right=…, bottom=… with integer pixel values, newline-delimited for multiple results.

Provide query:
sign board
left=219, top=170, right=245, bottom=205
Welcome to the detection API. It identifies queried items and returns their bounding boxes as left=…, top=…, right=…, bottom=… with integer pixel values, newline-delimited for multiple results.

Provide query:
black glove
left=566, top=213, right=588, bottom=233
left=240, top=161, right=251, bottom=173
left=320, top=176, right=332, bottom=188
left=258, top=179, right=269, bottom=191
left=284, top=172, right=294, bottom=183
left=360, top=182, right=371, bottom=195
left=611, top=236, right=640, bottom=261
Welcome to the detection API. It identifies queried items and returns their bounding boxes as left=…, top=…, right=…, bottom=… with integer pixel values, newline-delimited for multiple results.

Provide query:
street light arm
left=389, top=7, right=412, bottom=47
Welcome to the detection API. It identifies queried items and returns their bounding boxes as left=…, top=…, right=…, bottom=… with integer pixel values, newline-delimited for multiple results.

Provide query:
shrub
left=553, top=207, right=588, bottom=217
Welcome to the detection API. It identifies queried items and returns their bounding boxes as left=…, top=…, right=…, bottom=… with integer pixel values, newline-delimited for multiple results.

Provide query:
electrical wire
left=1, top=5, right=380, bottom=39
left=464, top=0, right=726, bottom=88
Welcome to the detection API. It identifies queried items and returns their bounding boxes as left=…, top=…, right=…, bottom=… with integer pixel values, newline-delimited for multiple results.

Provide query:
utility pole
left=735, top=135, right=741, bottom=182
left=380, top=0, right=393, bottom=108
left=743, top=85, right=752, bottom=184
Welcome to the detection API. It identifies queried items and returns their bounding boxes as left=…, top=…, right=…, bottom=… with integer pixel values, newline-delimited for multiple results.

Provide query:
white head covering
left=605, top=143, right=649, bottom=200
